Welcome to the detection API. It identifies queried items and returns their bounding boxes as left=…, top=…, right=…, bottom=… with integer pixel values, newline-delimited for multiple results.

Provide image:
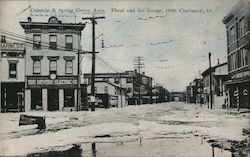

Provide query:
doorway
left=48, top=89, right=59, bottom=111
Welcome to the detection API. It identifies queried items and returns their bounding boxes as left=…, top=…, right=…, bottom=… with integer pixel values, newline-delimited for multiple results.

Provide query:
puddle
left=27, top=137, right=233, bottom=157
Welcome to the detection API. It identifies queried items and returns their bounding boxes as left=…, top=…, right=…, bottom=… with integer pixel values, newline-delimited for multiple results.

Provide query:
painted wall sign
left=26, top=76, right=77, bottom=88
left=1, top=43, right=25, bottom=51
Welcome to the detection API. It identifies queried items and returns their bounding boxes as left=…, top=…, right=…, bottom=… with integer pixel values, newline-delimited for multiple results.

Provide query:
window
left=9, top=63, right=17, bottom=78
left=103, top=78, right=109, bottom=81
left=126, top=77, right=132, bottom=83
left=65, top=60, right=73, bottom=74
left=33, top=34, right=41, bottom=49
left=104, top=86, right=108, bottom=93
left=114, top=78, right=120, bottom=84
left=33, top=60, right=41, bottom=74
left=64, top=89, right=74, bottom=107
left=229, top=26, right=236, bottom=44
left=49, top=60, right=57, bottom=74
left=49, top=35, right=57, bottom=49
left=243, top=20, right=248, bottom=34
left=65, top=35, right=73, bottom=50
left=243, top=49, right=248, bottom=67
left=238, top=17, right=244, bottom=38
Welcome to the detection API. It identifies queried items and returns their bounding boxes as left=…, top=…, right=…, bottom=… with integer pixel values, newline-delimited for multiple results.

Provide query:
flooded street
left=1, top=102, right=249, bottom=156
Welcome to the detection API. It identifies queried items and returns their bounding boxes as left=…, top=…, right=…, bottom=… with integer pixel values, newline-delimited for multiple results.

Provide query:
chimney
left=27, top=17, right=32, bottom=22
left=1, top=35, right=6, bottom=43
left=217, top=59, right=220, bottom=65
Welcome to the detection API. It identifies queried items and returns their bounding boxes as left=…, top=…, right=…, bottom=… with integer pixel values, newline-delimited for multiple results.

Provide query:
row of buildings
left=186, top=0, right=250, bottom=109
left=0, top=16, right=173, bottom=113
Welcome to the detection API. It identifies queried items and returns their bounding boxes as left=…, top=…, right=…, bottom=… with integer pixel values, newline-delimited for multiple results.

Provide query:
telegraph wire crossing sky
left=0, top=0, right=237, bottom=91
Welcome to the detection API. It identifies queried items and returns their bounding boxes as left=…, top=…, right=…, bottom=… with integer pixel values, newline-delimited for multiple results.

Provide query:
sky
left=0, top=0, right=237, bottom=91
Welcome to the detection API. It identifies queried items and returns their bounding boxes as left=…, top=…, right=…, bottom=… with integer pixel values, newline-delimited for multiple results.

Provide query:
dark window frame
left=65, top=35, right=73, bottom=50
left=33, top=34, right=41, bottom=49
left=49, top=35, right=57, bottom=50
left=9, top=62, right=17, bottom=78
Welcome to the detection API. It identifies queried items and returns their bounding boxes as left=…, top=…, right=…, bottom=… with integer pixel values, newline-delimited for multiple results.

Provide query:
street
left=0, top=102, right=249, bottom=156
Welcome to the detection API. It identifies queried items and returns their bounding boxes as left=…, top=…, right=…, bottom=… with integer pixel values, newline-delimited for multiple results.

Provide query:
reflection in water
left=26, top=144, right=82, bottom=157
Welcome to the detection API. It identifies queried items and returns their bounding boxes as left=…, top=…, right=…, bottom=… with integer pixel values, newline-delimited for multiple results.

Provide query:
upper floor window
left=238, top=17, right=244, bottom=38
left=33, top=34, right=41, bottom=49
left=229, top=26, right=236, bottom=44
left=114, top=78, right=120, bottom=84
left=49, top=60, right=57, bottom=74
left=126, top=77, right=132, bottom=83
left=49, top=35, right=57, bottom=50
left=104, top=86, right=108, bottom=93
left=65, top=35, right=73, bottom=50
left=9, top=62, right=17, bottom=78
left=65, top=60, right=73, bottom=74
left=33, top=60, right=41, bottom=74
left=103, top=78, right=109, bottom=82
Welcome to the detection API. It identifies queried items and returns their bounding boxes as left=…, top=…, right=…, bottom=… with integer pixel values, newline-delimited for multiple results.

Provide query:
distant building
left=0, top=36, right=25, bottom=112
left=201, top=62, right=228, bottom=108
left=86, top=81, right=127, bottom=108
left=186, top=78, right=203, bottom=104
left=222, top=0, right=250, bottom=109
left=170, top=92, right=186, bottom=102
left=20, top=17, right=85, bottom=111
left=84, top=70, right=153, bottom=105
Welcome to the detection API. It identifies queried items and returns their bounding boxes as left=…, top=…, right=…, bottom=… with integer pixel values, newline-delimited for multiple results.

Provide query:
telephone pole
left=134, top=56, right=145, bottom=106
left=208, top=52, right=213, bottom=109
left=82, top=16, right=105, bottom=111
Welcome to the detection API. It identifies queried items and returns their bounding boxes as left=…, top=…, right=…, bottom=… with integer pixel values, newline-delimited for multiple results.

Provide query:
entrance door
left=48, top=89, right=59, bottom=111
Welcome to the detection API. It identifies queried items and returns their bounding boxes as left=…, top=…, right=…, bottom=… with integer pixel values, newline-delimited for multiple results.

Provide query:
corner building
left=20, top=17, right=85, bottom=111
left=222, top=0, right=250, bottom=109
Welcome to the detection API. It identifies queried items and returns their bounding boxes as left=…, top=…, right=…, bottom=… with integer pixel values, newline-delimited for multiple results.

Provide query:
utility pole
left=134, top=56, right=145, bottom=106
left=209, top=52, right=213, bottom=109
left=199, top=70, right=202, bottom=107
left=82, top=16, right=105, bottom=111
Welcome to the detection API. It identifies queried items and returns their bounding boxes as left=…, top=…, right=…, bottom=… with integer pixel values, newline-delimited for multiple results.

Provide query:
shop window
left=64, top=89, right=74, bottom=107
left=65, top=60, right=73, bottom=74
left=33, top=34, right=41, bottom=49
left=33, top=60, right=41, bottom=74
left=9, top=62, right=17, bottom=78
left=49, top=60, right=57, bottom=74
left=65, top=35, right=73, bottom=50
left=49, top=35, right=57, bottom=50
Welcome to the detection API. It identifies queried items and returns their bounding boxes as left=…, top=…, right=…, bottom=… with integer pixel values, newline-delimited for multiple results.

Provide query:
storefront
left=25, top=76, right=77, bottom=111
left=226, top=78, right=250, bottom=109
left=1, top=82, right=25, bottom=112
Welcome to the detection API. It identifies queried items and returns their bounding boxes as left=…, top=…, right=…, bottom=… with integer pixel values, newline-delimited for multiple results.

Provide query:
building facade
left=84, top=70, right=153, bottom=105
left=0, top=36, right=25, bottom=112
left=20, top=17, right=85, bottom=111
left=186, top=78, right=203, bottom=104
left=86, top=81, right=127, bottom=108
left=222, top=0, right=250, bottom=109
left=202, top=62, right=228, bottom=108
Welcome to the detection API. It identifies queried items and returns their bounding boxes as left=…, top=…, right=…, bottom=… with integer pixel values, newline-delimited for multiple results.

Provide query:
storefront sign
left=1, top=43, right=25, bottom=51
left=26, top=76, right=77, bottom=88
left=232, top=71, right=250, bottom=79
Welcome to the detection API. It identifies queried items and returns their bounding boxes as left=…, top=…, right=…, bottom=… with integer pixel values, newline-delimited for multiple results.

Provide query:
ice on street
left=0, top=102, right=249, bottom=156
